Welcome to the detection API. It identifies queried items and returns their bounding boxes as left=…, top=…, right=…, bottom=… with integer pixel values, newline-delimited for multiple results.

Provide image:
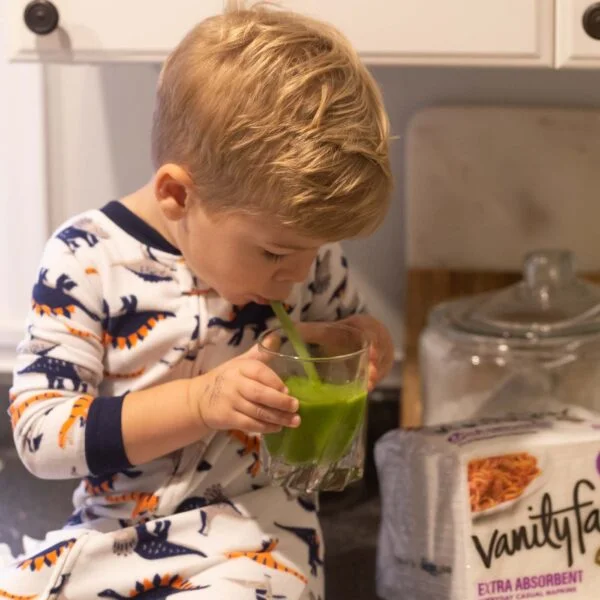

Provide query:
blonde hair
left=151, top=2, right=392, bottom=240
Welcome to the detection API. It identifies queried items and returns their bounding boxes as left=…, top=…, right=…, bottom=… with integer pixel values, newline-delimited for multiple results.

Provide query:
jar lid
left=447, top=250, right=600, bottom=340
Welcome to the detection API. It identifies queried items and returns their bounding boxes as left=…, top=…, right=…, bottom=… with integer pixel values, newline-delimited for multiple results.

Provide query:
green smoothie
left=265, top=376, right=367, bottom=465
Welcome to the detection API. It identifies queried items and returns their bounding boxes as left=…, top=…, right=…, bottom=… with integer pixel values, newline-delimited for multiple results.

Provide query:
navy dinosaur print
left=103, top=295, right=175, bottom=350
left=32, top=269, right=100, bottom=321
left=18, top=348, right=92, bottom=393
left=174, top=485, right=245, bottom=536
left=112, top=520, right=206, bottom=559
left=98, top=573, right=208, bottom=599
left=65, top=510, right=84, bottom=526
left=274, top=523, right=323, bottom=577
left=183, top=315, right=201, bottom=361
left=65, top=508, right=102, bottom=527
left=197, top=458, right=212, bottom=472
left=309, top=249, right=332, bottom=295
left=328, top=274, right=347, bottom=306
left=18, top=538, right=77, bottom=572
left=207, top=303, right=278, bottom=346
left=283, top=487, right=317, bottom=512
left=296, top=494, right=317, bottom=513
left=84, top=468, right=143, bottom=495
left=24, top=433, right=43, bottom=453
left=50, top=574, right=70, bottom=595
left=57, top=218, right=109, bottom=251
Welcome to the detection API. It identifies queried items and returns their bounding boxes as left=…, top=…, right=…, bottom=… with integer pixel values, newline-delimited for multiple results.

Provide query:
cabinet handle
left=583, top=3, right=600, bottom=40
left=24, top=0, right=59, bottom=36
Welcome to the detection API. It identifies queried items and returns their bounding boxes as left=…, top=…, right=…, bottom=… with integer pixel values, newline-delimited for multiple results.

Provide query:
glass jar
left=420, top=250, right=600, bottom=425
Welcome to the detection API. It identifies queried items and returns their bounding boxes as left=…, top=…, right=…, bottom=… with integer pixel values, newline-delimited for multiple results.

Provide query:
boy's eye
left=262, top=250, right=285, bottom=263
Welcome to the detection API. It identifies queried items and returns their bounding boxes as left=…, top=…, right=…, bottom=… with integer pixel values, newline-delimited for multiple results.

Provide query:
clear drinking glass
left=258, top=322, right=370, bottom=493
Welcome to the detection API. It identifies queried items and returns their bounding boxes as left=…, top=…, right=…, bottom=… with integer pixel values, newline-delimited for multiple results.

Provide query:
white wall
left=0, top=51, right=47, bottom=372
left=5, top=62, right=600, bottom=378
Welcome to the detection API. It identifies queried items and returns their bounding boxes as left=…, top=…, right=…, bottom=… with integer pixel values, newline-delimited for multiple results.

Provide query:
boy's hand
left=189, top=346, right=300, bottom=434
left=340, top=314, right=394, bottom=391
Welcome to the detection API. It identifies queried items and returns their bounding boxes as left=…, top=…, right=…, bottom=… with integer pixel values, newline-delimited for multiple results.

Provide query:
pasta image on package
left=375, top=409, right=600, bottom=600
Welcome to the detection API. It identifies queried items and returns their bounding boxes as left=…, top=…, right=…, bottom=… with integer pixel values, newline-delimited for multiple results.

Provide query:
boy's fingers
left=238, top=379, right=298, bottom=412
left=259, top=331, right=283, bottom=353
left=234, top=414, right=283, bottom=435
left=238, top=360, right=287, bottom=393
left=237, top=400, right=301, bottom=428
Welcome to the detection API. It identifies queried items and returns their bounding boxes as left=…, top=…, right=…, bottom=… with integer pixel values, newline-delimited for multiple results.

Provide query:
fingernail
left=283, top=387, right=289, bottom=395
left=291, top=399, right=299, bottom=411
left=291, top=415, right=301, bottom=427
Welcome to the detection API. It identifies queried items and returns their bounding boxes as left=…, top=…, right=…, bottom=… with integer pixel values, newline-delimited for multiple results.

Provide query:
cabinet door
left=6, top=0, right=224, bottom=62
left=281, top=0, right=553, bottom=66
left=556, top=0, right=600, bottom=68
left=7, top=0, right=553, bottom=66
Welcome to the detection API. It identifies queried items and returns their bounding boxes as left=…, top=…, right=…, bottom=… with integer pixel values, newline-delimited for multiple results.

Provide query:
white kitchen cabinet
left=280, top=1, right=554, bottom=66
left=6, top=0, right=554, bottom=67
left=6, top=0, right=225, bottom=63
left=556, top=0, right=600, bottom=68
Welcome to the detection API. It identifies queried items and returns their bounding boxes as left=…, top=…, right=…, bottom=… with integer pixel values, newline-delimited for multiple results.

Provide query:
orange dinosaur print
left=229, top=430, right=262, bottom=477
left=62, top=322, right=102, bottom=342
left=103, top=315, right=171, bottom=350
left=32, top=300, right=76, bottom=318
left=102, top=296, right=176, bottom=351
left=18, top=539, right=76, bottom=572
left=85, top=267, right=98, bottom=275
left=104, top=492, right=159, bottom=519
left=99, top=573, right=200, bottom=598
left=226, top=539, right=308, bottom=584
left=84, top=474, right=117, bottom=496
left=58, top=395, right=94, bottom=448
left=9, top=392, right=63, bottom=428
left=103, top=367, right=146, bottom=380
left=0, top=590, right=37, bottom=600
left=83, top=468, right=141, bottom=496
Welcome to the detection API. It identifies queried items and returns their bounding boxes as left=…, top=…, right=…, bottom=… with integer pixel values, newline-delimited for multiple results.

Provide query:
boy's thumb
left=243, top=335, right=281, bottom=363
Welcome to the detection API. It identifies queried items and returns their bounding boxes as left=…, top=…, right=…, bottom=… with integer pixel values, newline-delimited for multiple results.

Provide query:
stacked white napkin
left=375, top=408, right=600, bottom=600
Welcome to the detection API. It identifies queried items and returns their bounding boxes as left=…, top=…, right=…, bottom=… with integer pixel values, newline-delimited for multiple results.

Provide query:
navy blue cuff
left=85, top=395, right=132, bottom=475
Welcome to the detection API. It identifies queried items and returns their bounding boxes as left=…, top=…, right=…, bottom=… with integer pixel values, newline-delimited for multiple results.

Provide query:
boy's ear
left=154, top=164, right=193, bottom=220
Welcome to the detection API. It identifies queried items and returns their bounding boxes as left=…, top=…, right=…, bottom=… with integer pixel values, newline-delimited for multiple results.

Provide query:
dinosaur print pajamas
left=2, top=202, right=365, bottom=599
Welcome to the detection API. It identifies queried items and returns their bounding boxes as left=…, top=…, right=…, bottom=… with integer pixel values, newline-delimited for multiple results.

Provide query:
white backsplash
left=406, top=105, right=600, bottom=272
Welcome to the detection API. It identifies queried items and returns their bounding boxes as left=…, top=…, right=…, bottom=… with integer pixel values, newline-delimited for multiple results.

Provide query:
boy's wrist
left=187, top=374, right=210, bottom=432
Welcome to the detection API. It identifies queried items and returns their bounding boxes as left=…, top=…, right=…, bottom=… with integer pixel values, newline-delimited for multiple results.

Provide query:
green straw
left=270, top=301, right=320, bottom=383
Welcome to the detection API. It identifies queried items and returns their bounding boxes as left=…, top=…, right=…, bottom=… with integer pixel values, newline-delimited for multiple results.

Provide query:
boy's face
left=174, top=199, right=324, bottom=306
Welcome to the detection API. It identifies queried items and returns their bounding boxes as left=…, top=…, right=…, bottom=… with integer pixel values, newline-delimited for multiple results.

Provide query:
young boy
left=2, top=4, right=393, bottom=599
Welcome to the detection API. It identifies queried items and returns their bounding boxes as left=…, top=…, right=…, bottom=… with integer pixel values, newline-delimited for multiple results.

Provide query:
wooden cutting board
left=403, top=106, right=600, bottom=427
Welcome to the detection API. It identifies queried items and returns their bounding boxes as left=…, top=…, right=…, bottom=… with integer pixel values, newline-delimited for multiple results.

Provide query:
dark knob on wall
left=583, top=3, right=600, bottom=40
left=24, top=0, right=59, bottom=36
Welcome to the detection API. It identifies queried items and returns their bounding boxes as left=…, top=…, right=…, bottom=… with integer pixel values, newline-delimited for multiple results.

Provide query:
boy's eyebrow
left=268, top=242, right=320, bottom=251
